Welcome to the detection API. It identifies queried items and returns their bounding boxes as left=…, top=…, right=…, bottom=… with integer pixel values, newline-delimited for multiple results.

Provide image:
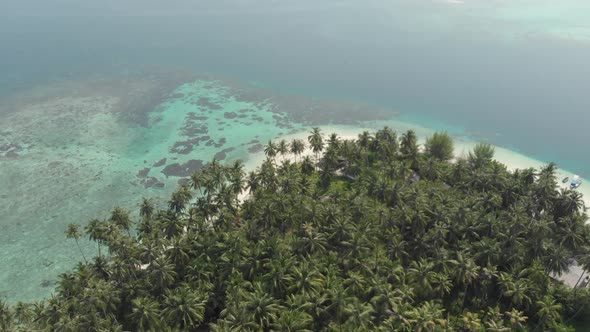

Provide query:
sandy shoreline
left=242, top=121, right=590, bottom=209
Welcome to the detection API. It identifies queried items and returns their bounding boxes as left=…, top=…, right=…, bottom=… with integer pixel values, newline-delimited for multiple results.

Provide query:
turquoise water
left=0, top=78, right=306, bottom=301
left=1, top=0, right=590, bottom=306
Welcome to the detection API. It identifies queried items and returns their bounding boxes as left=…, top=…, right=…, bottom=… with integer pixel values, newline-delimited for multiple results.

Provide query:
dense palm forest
left=2, top=127, right=590, bottom=331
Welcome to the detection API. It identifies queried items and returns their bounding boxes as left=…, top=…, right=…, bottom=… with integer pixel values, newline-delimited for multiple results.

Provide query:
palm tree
left=263, top=254, right=294, bottom=298
left=246, top=171, right=259, bottom=194
left=149, top=256, right=177, bottom=293
left=189, top=170, right=206, bottom=196
left=264, top=140, right=278, bottom=162
left=290, top=138, right=305, bottom=163
left=483, top=306, right=508, bottom=332
left=129, top=297, right=161, bottom=331
left=308, top=127, right=324, bottom=170
left=557, top=215, right=587, bottom=252
left=468, top=143, right=495, bottom=169
left=554, top=188, right=585, bottom=219
left=243, top=282, right=282, bottom=329
left=13, top=301, right=33, bottom=326
left=273, top=309, right=313, bottom=332
left=424, top=132, right=454, bottom=162
left=538, top=162, right=558, bottom=184
left=327, top=283, right=354, bottom=332
left=85, top=218, right=107, bottom=257
left=406, top=301, right=447, bottom=332
left=343, top=299, right=374, bottom=331
left=504, top=278, right=533, bottom=309
left=535, top=295, right=562, bottom=330
left=400, top=130, right=419, bottom=160
left=0, top=300, right=13, bottom=331
left=407, top=258, right=436, bottom=299
left=110, top=206, right=133, bottom=236
left=430, top=272, right=452, bottom=298
left=460, top=312, right=483, bottom=331
left=449, top=251, right=479, bottom=310
left=139, top=197, right=155, bottom=221
left=327, top=133, right=340, bottom=151
left=289, top=261, right=325, bottom=299
left=160, top=212, right=186, bottom=239
left=163, top=285, right=206, bottom=329
left=505, top=308, right=528, bottom=330
left=357, top=131, right=372, bottom=166
left=168, top=185, right=192, bottom=214
left=65, top=223, right=88, bottom=264
left=543, top=244, right=570, bottom=276
left=297, top=225, right=327, bottom=255
left=301, top=156, right=315, bottom=176
left=229, top=175, right=244, bottom=200
left=278, top=139, right=289, bottom=160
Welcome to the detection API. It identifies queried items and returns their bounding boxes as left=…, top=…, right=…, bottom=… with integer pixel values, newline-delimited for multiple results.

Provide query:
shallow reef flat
left=0, top=73, right=394, bottom=302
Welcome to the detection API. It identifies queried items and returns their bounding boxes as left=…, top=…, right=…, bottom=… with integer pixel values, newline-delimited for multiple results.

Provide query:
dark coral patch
left=153, top=158, right=167, bottom=167
left=136, top=168, right=150, bottom=178
left=0, top=143, right=21, bottom=152
left=248, top=143, right=264, bottom=153
left=214, top=147, right=236, bottom=161
left=216, top=138, right=226, bottom=148
left=181, top=124, right=208, bottom=137
left=197, top=97, right=222, bottom=110
left=170, top=135, right=212, bottom=155
left=186, top=112, right=208, bottom=121
left=177, top=178, right=191, bottom=186
left=170, top=142, right=193, bottom=155
left=161, top=159, right=204, bottom=177
left=204, top=138, right=226, bottom=148
left=224, top=112, right=237, bottom=119
left=142, top=177, right=165, bottom=188
left=4, top=151, right=20, bottom=159
left=0, top=142, right=23, bottom=159
left=40, top=280, right=54, bottom=288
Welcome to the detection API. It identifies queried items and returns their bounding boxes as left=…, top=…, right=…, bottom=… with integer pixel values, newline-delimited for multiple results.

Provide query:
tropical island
left=1, top=127, right=590, bottom=331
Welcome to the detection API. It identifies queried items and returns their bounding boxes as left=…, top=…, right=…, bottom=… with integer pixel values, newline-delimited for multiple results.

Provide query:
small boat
left=571, top=175, right=582, bottom=189
left=562, top=177, right=569, bottom=183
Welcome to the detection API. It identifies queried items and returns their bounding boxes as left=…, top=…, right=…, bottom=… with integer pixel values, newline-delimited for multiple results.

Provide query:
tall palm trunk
left=574, top=270, right=586, bottom=290
left=75, top=238, right=87, bottom=264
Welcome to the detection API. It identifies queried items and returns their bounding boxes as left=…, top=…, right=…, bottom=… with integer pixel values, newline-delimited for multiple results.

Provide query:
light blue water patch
left=0, top=79, right=304, bottom=303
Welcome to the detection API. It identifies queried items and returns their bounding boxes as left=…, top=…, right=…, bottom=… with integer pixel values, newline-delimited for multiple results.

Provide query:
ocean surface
left=1, top=0, right=590, bottom=302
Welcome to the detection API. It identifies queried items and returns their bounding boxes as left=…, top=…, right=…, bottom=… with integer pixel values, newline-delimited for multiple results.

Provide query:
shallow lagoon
left=0, top=74, right=394, bottom=301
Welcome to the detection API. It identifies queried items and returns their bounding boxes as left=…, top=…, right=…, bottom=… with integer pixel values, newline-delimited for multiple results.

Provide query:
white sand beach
left=242, top=121, right=590, bottom=209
